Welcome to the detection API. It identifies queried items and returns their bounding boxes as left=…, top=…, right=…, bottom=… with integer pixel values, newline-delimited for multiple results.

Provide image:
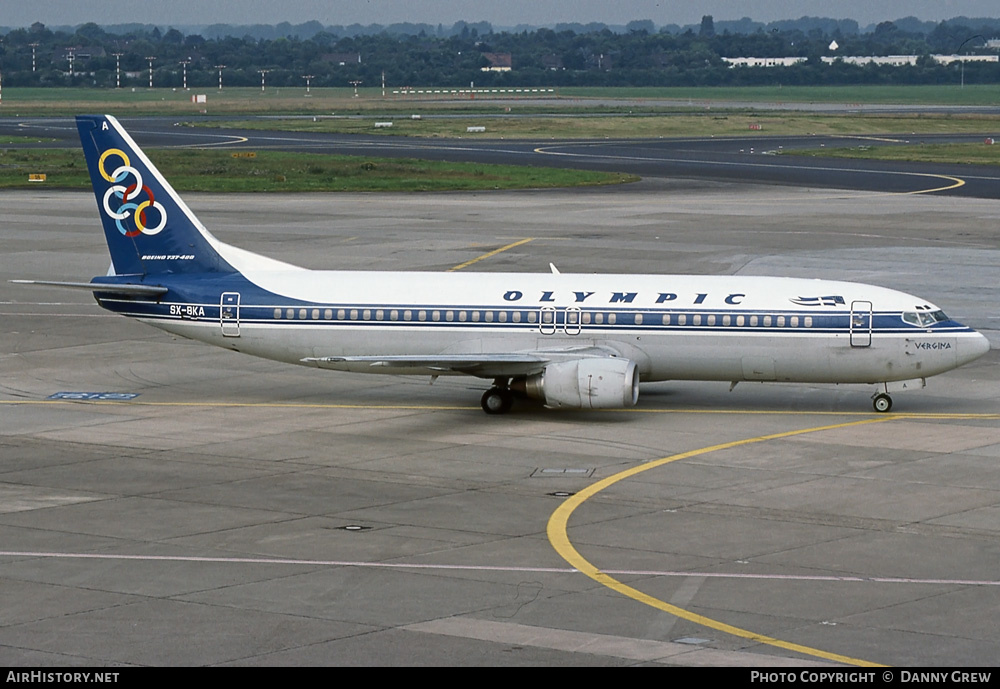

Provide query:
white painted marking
left=2, top=551, right=999, bottom=587
left=404, top=618, right=830, bottom=666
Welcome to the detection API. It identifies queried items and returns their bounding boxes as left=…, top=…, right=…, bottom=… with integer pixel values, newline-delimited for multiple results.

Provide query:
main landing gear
left=872, top=393, right=893, bottom=413
left=481, top=378, right=514, bottom=415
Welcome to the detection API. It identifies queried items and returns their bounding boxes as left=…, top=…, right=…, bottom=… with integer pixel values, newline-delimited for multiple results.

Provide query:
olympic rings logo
left=98, top=148, right=167, bottom=237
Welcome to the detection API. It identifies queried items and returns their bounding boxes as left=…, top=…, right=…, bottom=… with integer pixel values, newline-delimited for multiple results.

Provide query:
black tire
left=873, top=393, right=892, bottom=413
left=481, top=387, right=514, bottom=415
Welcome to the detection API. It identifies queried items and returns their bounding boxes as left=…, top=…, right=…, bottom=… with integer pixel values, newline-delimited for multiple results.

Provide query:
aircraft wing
left=301, top=353, right=548, bottom=377
left=301, top=346, right=621, bottom=378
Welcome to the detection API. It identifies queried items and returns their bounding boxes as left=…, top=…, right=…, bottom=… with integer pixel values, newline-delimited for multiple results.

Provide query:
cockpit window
left=902, top=310, right=948, bottom=327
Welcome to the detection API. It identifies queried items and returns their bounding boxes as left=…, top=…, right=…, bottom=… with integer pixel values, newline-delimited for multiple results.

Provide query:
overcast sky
left=4, top=0, right=999, bottom=29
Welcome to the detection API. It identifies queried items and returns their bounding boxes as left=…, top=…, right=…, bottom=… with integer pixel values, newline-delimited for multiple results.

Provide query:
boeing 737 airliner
left=15, top=115, right=991, bottom=413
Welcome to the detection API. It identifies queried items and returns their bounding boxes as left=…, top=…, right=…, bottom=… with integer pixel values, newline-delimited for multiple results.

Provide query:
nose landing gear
left=872, top=392, right=893, bottom=413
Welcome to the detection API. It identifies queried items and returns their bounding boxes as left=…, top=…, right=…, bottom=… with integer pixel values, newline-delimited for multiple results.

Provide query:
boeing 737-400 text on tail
left=13, top=116, right=991, bottom=414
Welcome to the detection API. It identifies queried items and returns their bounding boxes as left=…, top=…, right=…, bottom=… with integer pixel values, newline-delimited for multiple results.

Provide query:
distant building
left=724, top=54, right=998, bottom=68
left=821, top=55, right=919, bottom=66
left=321, top=53, right=361, bottom=66
left=481, top=53, right=512, bottom=72
left=57, top=46, right=107, bottom=62
left=723, top=57, right=806, bottom=67
left=932, top=54, right=999, bottom=65
left=541, top=54, right=564, bottom=71
left=586, top=52, right=613, bottom=70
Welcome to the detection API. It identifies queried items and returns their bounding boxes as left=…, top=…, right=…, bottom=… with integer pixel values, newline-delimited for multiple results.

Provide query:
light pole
left=179, top=59, right=191, bottom=90
left=258, top=69, right=271, bottom=92
left=302, top=74, right=314, bottom=94
left=957, top=35, right=985, bottom=89
left=29, top=43, right=39, bottom=72
left=215, top=64, right=226, bottom=90
left=67, top=50, right=75, bottom=78
left=146, top=56, right=156, bottom=88
left=349, top=79, right=362, bottom=97
left=112, top=52, right=124, bottom=88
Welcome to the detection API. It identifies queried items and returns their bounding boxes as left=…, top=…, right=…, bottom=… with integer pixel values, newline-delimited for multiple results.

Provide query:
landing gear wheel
left=872, top=393, right=893, bottom=413
left=481, top=387, right=514, bottom=415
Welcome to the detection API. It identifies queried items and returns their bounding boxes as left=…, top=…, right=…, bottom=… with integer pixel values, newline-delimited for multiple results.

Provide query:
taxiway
left=1, top=180, right=998, bottom=665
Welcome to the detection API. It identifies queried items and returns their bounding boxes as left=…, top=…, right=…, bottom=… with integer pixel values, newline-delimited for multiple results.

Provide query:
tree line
left=1, top=17, right=998, bottom=89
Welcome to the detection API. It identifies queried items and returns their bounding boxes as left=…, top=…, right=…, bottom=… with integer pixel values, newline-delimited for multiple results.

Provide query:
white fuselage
left=115, top=269, right=989, bottom=386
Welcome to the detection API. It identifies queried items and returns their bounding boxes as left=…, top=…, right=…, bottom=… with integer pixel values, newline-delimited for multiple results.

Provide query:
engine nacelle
left=514, top=358, right=639, bottom=409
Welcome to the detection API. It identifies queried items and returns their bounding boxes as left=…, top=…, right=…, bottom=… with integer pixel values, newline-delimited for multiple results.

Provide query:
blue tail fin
left=77, top=115, right=236, bottom=276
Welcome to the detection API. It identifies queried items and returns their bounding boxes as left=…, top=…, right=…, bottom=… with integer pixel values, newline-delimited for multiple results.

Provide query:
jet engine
left=513, top=358, right=639, bottom=409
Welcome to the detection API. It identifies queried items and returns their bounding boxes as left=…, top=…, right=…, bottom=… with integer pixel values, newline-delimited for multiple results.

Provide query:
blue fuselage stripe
left=97, top=298, right=974, bottom=335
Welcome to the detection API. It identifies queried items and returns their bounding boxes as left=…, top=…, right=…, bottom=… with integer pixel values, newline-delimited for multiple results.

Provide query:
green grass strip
left=0, top=148, right=635, bottom=192
left=199, top=111, right=1000, bottom=140
left=784, top=141, right=1000, bottom=165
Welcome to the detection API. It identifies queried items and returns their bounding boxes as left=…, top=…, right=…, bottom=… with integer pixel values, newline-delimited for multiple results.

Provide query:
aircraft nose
left=958, top=331, right=991, bottom=365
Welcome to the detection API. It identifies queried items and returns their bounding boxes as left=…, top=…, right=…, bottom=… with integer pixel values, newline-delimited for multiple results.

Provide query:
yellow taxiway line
left=4, top=397, right=994, bottom=662
left=547, top=417, right=899, bottom=667
left=448, top=238, right=534, bottom=271
left=4, top=399, right=998, bottom=422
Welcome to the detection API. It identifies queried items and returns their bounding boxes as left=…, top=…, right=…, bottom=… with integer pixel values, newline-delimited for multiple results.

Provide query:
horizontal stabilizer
left=10, top=279, right=168, bottom=296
